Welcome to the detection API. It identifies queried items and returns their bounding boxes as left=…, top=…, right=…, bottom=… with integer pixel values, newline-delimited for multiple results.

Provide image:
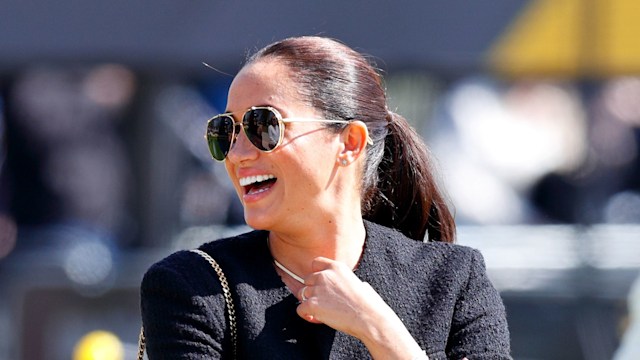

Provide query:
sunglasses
left=205, top=106, right=353, bottom=161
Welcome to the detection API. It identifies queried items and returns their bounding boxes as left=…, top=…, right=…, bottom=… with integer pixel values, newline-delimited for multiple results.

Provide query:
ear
left=337, top=121, right=370, bottom=165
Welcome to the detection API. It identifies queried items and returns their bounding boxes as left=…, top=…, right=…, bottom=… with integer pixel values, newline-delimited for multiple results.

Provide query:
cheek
left=224, top=161, right=234, bottom=181
left=290, top=148, right=336, bottom=187
left=278, top=128, right=340, bottom=188
left=224, top=162, right=241, bottom=194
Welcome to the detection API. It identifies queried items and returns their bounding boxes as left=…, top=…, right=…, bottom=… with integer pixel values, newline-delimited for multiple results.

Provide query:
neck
left=267, top=216, right=367, bottom=280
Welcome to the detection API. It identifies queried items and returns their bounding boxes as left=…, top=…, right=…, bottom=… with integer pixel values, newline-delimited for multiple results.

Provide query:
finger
left=298, top=286, right=308, bottom=302
left=296, top=300, right=323, bottom=324
left=311, top=256, right=335, bottom=272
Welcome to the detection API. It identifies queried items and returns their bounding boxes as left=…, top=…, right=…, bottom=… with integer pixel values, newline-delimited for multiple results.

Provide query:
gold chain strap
left=137, top=249, right=238, bottom=359
left=137, top=326, right=146, bottom=360
left=190, top=249, right=238, bottom=358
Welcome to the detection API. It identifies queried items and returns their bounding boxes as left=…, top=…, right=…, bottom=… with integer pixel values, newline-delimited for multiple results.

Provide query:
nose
left=226, top=127, right=259, bottom=163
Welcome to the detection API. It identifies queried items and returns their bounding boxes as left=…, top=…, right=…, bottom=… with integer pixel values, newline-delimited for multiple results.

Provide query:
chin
left=243, top=210, right=275, bottom=231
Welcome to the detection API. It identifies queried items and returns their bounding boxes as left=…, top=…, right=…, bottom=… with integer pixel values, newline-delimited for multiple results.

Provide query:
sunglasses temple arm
left=283, top=118, right=374, bottom=145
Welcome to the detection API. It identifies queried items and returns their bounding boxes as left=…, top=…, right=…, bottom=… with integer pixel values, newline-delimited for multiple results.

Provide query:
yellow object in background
left=489, top=0, right=640, bottom=77
left=73, top=330, right=124, bottom=360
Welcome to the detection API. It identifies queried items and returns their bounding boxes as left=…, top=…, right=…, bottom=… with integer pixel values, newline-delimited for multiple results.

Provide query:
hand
left=295, top=256, right=382, bottom=336
left=297, top=257, right=419, bottom=348
left=295, top=257, right=426, bottom=360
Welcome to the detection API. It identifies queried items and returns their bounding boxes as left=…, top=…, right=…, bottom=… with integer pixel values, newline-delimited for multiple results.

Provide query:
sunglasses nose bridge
left=232, top=121, right=242, bottom=137
left=227, top=121, right=260, bottom=160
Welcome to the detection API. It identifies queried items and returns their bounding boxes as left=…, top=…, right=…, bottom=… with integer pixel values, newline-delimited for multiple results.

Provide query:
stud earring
left=340, top=158, right=348, bottom=166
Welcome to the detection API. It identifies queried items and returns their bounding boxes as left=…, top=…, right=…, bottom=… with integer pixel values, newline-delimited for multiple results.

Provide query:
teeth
left=239, top=174, right=276, bottom=187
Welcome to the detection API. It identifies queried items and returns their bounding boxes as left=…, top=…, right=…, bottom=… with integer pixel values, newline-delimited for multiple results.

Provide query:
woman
left=141, top=36, right=511, bottom=359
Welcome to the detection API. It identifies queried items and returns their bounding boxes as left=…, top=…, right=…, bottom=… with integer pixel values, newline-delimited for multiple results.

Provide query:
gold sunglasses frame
left=205, top=106, right=371, bottom=161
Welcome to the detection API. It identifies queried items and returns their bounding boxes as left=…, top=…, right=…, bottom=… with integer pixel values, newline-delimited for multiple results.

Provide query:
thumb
left=311, top=257, right=336, bottom=272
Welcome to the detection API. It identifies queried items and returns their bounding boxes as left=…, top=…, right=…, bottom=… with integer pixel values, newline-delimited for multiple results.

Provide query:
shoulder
left=363, top=221, right=490, bottom=296
left=141, top=249, right=201, bottom=296
left=140, top=233, right=267, bottom=358
left=199, top=228, right=268, bottom=261
left=141, top=229, right=267, bottom=295
left=364, top=220, right=484, bottom=272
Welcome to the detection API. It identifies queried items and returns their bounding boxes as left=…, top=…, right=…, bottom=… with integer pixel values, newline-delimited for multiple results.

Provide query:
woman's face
left=224, top=59, right=344, bottom=233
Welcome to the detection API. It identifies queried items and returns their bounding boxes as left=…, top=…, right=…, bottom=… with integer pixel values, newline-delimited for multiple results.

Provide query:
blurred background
left=1, top=1, right=639, bottom=359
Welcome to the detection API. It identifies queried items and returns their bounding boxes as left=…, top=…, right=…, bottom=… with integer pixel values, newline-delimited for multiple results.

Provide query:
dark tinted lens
left=243, top=108, right=280, bottom=151
left=206, top=115, right=235, bottom=160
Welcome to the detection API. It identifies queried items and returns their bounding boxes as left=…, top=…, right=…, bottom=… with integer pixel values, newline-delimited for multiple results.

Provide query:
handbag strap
left=137, top=249, right=238, bottom=359
left=190, top=249, right=238, bottom=357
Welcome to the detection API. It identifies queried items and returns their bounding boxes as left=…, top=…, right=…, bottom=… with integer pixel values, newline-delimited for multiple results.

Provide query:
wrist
left=356, top=282, right=427, bottom=360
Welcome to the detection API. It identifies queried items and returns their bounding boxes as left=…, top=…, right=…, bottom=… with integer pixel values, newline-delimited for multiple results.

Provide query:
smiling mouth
left=239, top=174, right=277, bottom=195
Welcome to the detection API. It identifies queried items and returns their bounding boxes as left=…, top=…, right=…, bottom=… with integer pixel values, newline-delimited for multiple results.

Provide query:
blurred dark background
left=1, top=1, right=639, bottom=359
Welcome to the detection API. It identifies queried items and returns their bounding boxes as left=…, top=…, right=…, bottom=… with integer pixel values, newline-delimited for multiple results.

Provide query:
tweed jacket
left=141, top=221, right=511, bottom=359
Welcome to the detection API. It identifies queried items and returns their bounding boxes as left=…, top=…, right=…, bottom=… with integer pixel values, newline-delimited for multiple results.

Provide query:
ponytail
left=362, top=112, right=455, bottom=243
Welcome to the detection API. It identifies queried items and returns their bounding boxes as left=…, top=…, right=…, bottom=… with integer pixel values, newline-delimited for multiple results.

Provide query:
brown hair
left=246, top=36, right=455, bottom=242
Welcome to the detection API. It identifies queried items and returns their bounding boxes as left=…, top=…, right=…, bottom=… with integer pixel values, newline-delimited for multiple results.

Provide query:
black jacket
left=141, top=221, right=511, bottom=359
